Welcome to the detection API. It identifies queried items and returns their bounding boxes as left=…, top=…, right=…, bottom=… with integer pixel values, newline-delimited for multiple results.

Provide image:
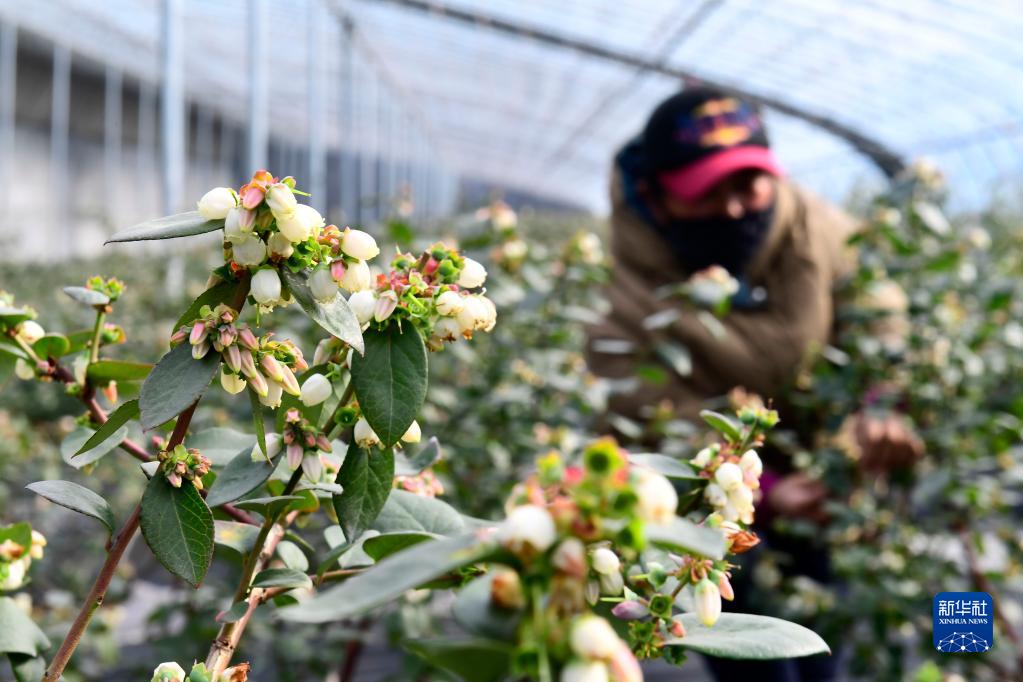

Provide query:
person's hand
left=765, top=473, right=828, bottom=522
left=855, top=411, right=924, bottom=473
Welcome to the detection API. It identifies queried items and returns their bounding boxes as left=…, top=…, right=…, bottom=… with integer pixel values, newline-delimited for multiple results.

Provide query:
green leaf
left=646, top=517, right=726, bottom=559
left=25, top=480, right=114, bottom=535
left=75, top=399, right=139, bottom=456
left=140, top=475, right=215, bottom=588
left=188, top=427, right=255, bottom=466
left=252, top=568, right=312, bottom=590
left=0, top=308, right=34, bottom=330
left=395, top=436, right=442, bottom=476
left=0, top=597, right=49, bottom=657
left=281, top=269, right=364, bottom=354
left=206, top=448, right=279, bottom=508
left=333, top=446, right=395, bottom=543
left=87, top=360, right=153, bottom=383
left=234, top=496, right=304, bottom=518
left=277, top=533, right=489, bottom=623
left=276, top=540, right=309, bottom=571
left=139, top=342, right=220, bottom=430
left=0, top=337, right=27, bottom=361
left=664, top=613, right=831, bottom=659
left=62, top=286, right=110, bottom=306
left=248, top=389, right=267, bottom=460
left=699, top=409, right=742, bottom=442
left=628, top=453, right=701, bottom=480
left=106, top=210, right=223, bottom=243
left=453, top=572, right=521, bottom=641
left=65, top=329, right=96, bottom=355
left=62, top=424, right=128, bottom=468
left=216, top=601, right=249, bottom=624
left=403, top=638, right=512, bottom=682
left=32, top=334, right=70, bottom=360
left=372, top=489, right=465, bottom=536
left=0, top=524, right=31, bottom=552
left=174, top=280, right=238, bottom=331
left=351, top=323, right=428, bottom=447
left=9, top=652, right=46, bottom=682
left=214, top=520, right=260, bottom=555
left=362, top=532, right=436, bottom=561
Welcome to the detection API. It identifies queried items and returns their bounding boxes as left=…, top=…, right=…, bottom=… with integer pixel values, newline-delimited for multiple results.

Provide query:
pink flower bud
left=247, top=370, right=269, bottom=397
left=224, top=345, right=242, bottom=373
left=260, top=354, right=284, bottom=382
left=240, top=350, right=259, bottom=379
left=278, top=364, right=301, bottom=396
left=190, top=321, right=209, bottom=345
left=330, top=260, right=347, bottom=282
left=287, top=443, right=304, bottom=470
left=669, top=618, right=686, bottom=638
left=166, top=472, right=182, bottom=488
left=374, top=290, right=398, bottom=323
left=169, top=326, right=189, bottom=346
left=608, top=641, right=643, bottom=682
left=218, top=326, right=237, bottom=349
left=192, top=340, right=210, bottom=359
left=302, top=453, right=323, bottom=482
left=718, top=572, right=735, bottom=602
left=316, top=435, right=332, bottom=452
left=552, top=538, right=587, bottom=577
left=611, top=600, right=649, bottom=620
left=240, top=185, right=264, bottom=209
left=237, top=326, right=259, bottom=351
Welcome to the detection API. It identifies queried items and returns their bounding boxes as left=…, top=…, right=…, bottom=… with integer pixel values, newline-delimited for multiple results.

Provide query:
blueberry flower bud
left=714, top=462, right=744, bottom=492
left=266, top=182, right=297, bottom=218
left=224, top=207, right=251, bottom=242
left=302, top=453, right=323, bottom=482
left=570, top=615, right=620, bottom=659
left=354, top=417, right=381, bottom=448
left=277, top=364, right=302, bottom=396
left=258, top=380, right=283, bottom=408
left=739, top=449, right=763, bottom=478
left=192, top=340, right=210, bottom=359
left=237, top=326, right=259, bottom=351
left=591, top=548, right=620, bottom=575
left=246, top=369, right=269, bottom=397
left=286, top=442, right=304, bottom=470
left=690, top=445, right=716, bottom=468
left=14, top=358, right=34, bottom=380
left=17, top=320, right=44, bottom=344
left=251, top=268, right=282, bottom=305
left=190, top=321, right=209, bottom=346
left=300, top=373, right=332, bottom=406
left=435, top=290, right=464, bottom=316
left=457, top=257, right=487, bottom=288
left=224, top=345, right=243, bottom=373
left=340, top=228, right=380, bottom=261
left=347, top=290, right=377, bottom=325
left=717, top=571, right=735, bottom=601
left=552, top=538, right=587, bottom=577
left=309, top=267, right=339, bottom=303
left=260, top=354, right=285, bottom=382
left=598, top=571, right=624, bottom=596
left=611, top=600, right=649, bottom=621
left=704, top=482, right=727, bottom=507
left=197, top=187, right=237, bottom=220
left=220, top=368, right=247, bottom=394
left=490, top=567, right=526, bottom=610
left=634, top=468, right=678, bottom=524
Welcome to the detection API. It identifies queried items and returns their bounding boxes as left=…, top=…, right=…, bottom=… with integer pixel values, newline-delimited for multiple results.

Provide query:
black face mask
left=659, top=205, right=774, bottom=276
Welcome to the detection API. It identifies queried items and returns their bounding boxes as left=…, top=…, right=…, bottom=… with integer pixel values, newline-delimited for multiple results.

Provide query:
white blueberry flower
left=338, top=259, right=371, bottom=292
left=552, top=538, right=587, bottom=577
left=220, top=368, right=247, bottom=395
left=258, top=381, right=283, bottom=408
left=690, top=446, right=715, bottom=468
left=694, top=578, right=722, bottom=627
left=498, top=504, right=556, bottom=554
left=728, top=483, right=754, bottom=514
left=570, top=615, right=621, bottom=660
left=309, top=267, right=339, bottom=303
left=266, top=182, right=297, bottom=218
left=151, top=661, right=187, bottom=682
left=401, top=420, right=421, bottom=444
left=704, top=482, right=727, bottom=508
left=433, top=316, right=462, bottom=343
left=14, top=358, right=34, bottom=380
left=347, top=290, right=377, bottom=325
left=634, top=468, right=678, bottom=524
left=561, top=661, right=609, bottom=682
left=1, top=556, right=27, bottom=591
left=17, top=320, right=44, bottom=344
left=739, top=450, right=763, bottom=478
left=267, top=231, right=294, bottom=258
left=250, top=268, right=282, bottom=305
left=714, top=462, right=744, bottom=492
left=250, top=433, right=283, bottom=462
left=457, top=257, right=487, bottom=288
left=598, top=570, right=624, bottom=596
left=300, top=373, right=332, bottom=407
left=340, top=228, right=380, bottom=261
left=224, top=207, right=253, bottom=241
left=354, top=417, right=381, bottom=448
left=231, top=234, right=268, bottom=268
left=476, top=295, right=497, bottom=332
left=591, top=548, right=620, bottom=575
left=278, top=204, right=324, bottom=243
left=435, top=290, right=464, bottom=316
left=197, top=187, right=238, bottom=220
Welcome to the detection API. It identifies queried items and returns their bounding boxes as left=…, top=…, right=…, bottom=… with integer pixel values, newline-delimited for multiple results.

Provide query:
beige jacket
left=587, top=172, right=858, bottom=427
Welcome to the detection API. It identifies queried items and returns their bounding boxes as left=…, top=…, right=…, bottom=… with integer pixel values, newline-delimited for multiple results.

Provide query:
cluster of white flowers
left=353, top=416, right=421, bottom=450
left=695, top=445, right=762, bottom=524
left=564, top=615, right=642, bottom=682
left=0, top=530, right=46, bottom=591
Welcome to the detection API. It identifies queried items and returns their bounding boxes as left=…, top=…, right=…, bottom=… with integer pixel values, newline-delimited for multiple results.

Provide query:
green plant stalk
left=205, top=467, right=305, bottom=675
left=533, top=582, right=552, bottom=682
left=326, top=380, right=357, bottom=440
left=89, top=308, right=106, bottom=364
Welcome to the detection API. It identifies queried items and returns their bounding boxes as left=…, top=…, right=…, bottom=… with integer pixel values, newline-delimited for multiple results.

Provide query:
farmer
left=587, top=87, right=920, bottom=681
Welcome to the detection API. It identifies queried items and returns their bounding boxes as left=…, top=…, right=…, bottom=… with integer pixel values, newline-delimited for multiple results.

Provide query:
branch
left=43, top=401, right=200, bottom=680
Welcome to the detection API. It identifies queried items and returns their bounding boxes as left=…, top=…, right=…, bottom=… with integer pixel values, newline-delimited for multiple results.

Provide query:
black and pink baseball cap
left=641, top=87, right=783, bottom=202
